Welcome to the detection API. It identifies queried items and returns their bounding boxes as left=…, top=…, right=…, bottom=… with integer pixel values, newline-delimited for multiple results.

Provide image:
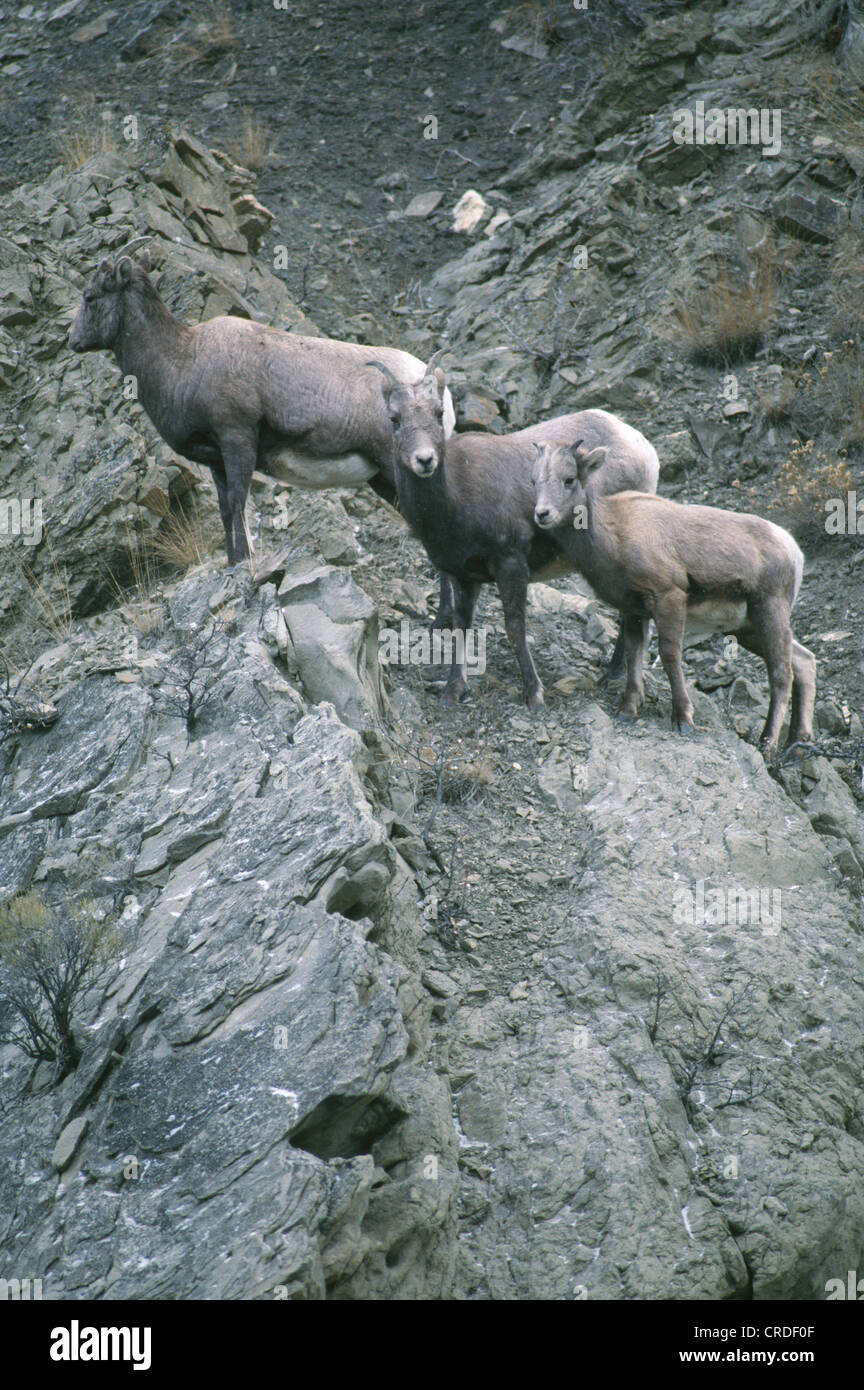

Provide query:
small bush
left=775, top=439, right=855, bottom=538
left=0, top=894, right=121, bottom=1083
left=786, top=341, right=864, bottom=452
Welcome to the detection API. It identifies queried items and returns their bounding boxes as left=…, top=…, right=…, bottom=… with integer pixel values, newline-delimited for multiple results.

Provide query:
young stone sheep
left=68, top=251, right=455, bottom=565
left=532, top=440, right=816, bottom=753
left=368, top=361, right=660, bottom=707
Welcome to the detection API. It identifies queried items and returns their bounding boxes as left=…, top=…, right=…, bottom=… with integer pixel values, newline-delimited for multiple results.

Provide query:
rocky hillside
left=0, top=0, right=863, bottom=1301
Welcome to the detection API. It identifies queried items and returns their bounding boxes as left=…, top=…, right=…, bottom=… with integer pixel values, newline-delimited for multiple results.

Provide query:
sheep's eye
left=389, top=413, right=401, bottom=427
left=84, top=292, right=95, bottom=303
left=563, top=476, right=575, bottom=486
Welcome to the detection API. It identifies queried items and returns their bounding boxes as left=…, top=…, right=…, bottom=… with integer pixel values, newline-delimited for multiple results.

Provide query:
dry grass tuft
left=147, top=502, right=221, bottom=572
left=19, top=546, right=74, bottom=642
left=224, top=113, right=272, bottom=173
left=55, top=117, right=117, bottom=169
left=176, top=0, right=236, bottom=66
left=669, top=258, right=776, bottom=366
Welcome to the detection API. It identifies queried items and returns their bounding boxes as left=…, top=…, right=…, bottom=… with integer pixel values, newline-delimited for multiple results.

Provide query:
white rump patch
left=266, top=447, right=377, bottom=489
left=685, top=597, right=747, bottom=639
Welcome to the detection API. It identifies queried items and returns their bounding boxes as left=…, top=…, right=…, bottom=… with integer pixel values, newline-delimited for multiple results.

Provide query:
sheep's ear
left=432, top=366, right=446, bottom=396
left=114, top=256, right=133, bottom=287
left=576, top=445, right=607, bottom=480
left=137, top=249, right=153, bottom=273
left=97, top=258, right=113, bottom=278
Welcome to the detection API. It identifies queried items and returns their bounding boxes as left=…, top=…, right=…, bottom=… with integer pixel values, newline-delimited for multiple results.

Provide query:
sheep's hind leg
left=785, top=638, right=816, bottom=750
left=653, top=590, right=693, bottom=733
left=741, top=598, right=794, bottom=753
left=218, top=428, right=258, bottom=565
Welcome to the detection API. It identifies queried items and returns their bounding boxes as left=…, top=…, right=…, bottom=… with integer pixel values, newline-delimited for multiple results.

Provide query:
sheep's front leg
left=599, top=624, right=628, bottom=687
left=432, top=574, right=456, bottom=631
left=616, top=614, right=648, bottom=721
left=217, top=427, right=259, bottom=564
left=441, top=577, right=479, bottom=704
left=652, top=589, right=692, bottom=733
left=495, top=557, right=543, bottom=709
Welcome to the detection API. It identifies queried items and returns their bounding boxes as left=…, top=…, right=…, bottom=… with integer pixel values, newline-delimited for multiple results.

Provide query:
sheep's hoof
left=778, top=739, right=813, bottom=763
left=441, top=684, right=468, bottom=705
left=525, top=690, right=545, bottom=711
left=430, top=613, right=455, bottom=633
left=673, top=720, right=695, bottom=736
left=616, top=708, right=638, bottom=723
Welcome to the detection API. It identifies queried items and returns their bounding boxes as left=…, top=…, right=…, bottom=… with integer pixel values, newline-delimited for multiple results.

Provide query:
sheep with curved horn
left=368, top=362, right=660, bottom=706
left=68, top=253, right=455, bottom=564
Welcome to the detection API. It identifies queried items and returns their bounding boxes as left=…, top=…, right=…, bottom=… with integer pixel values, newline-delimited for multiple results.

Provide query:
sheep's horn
left=424, top=347, right=447, bottom=375
left=366, top=359, right=400, bottom=387
left=117, top=235, right=153, bottom=262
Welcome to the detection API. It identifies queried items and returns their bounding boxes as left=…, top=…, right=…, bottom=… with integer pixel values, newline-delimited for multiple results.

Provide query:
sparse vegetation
left=157, top=615, right=230, bottom=737
left=224, top=113, right=272, bottom=173
left=776, top=438, right=855, bottom=536
left=148, top=501, right=221, bottom=572
left=175, top=0, right=236, bottom=67
left=786, top=341, right=864, bottom=454
left=19, top=545, right=74, bottom=643
left=55, top=116, right=117, bottom=170
left=0, top=893, right=122, bottom=1083
left=669, top=257, right=776, bottom=366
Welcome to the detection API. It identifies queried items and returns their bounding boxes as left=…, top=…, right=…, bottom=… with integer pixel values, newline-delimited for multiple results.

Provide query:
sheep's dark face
left=532, top=441, right=606, bottom=529
left=68, top=257, right=134, bottom=352
left=385, top=369, right=447, bottom=478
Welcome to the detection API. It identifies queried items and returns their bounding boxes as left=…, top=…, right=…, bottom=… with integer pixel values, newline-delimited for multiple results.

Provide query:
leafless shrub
left=157, top=615, right=230, bottom=736
left=0, top=894, right=122, bottom=1083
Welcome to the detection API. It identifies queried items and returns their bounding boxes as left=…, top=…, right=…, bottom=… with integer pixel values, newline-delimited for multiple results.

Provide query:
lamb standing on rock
left=68, top=250, right=455, bottom=565
left=532, top=439, right=816, bottom=754
left=369, top=361, right=660, bottom=707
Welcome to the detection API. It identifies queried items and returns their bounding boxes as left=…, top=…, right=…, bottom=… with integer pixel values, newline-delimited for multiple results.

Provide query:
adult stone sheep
left=532, top=439, right=816, bottom=754
left=368, top=361, right=660, bottom=707
left=68, top=250, right=455, bottom=565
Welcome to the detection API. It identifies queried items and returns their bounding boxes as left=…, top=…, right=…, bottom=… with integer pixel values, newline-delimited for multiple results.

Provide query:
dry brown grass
left=776, top=439, right=855, bottom=535
left=828, top=233, right=864, bottom=343
left=787, top=341, right=864, bottom=451
left=175, top=0, right=236, bottom=66
left=148, top=502, right=222, bottom=572
left=668, top=257, right=776, bottom=366
left=224, top=113, right=272, bottom=173
left=55, top=117, right=117, bottom=170
left=19, top=546, right=74, bottom=642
